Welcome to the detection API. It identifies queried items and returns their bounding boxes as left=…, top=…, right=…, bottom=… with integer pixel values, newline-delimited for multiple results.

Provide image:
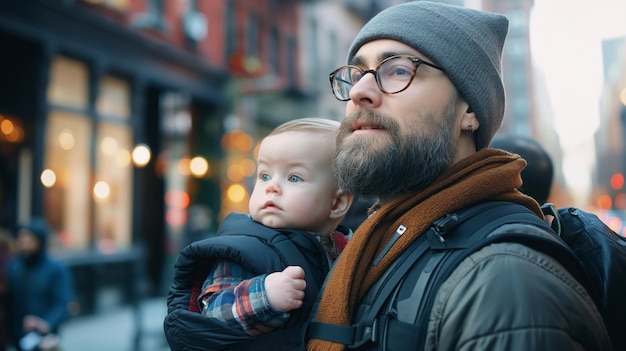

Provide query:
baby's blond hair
left=268, top=117, right=340, bottom=137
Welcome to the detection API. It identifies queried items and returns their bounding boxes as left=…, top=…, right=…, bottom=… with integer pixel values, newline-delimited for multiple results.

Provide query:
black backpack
left=307, top=201, right=626, bottom=351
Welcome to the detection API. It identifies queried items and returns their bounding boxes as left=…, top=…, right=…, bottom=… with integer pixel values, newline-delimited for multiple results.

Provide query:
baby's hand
left=265, top=266, right=306, bottom=312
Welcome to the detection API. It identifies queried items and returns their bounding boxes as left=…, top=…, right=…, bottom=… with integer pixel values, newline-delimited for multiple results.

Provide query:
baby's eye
left=288, top=175, right=302, bottom=183
left=260, top=173, right=271, bottom=181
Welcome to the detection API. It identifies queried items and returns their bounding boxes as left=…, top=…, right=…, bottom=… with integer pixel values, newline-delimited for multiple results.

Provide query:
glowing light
left=132, top=144, right=151, bottom=167
left=597, top=194, right=612, bottom=210
left=610, top=173, right=624, bottom=190
left=165, top=208, right=187, bottom=226
left=227, top=184, right=247, bottom=203
left=222, top=130, right=254, bottom=152
left=614, top=193, right=626, bottom=209
left=240, top=158, right=256, bottom=177
left=100, top=136, right=118, bottom=156
left=189, top=156, right=209, bottom=177
left=0, top=119, right=14, bottom=135
left=40, top=169, right=57, bottom=188
left=235, top=131, right=254, bottom=152
left=165, top=190, right=190, bottom=209
left=58, top=129, right=75, bottom=150
left=93, top=181, right=110, bottom=200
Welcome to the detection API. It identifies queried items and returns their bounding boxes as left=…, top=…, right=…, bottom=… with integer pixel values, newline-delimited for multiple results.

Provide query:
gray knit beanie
left=348, top=1, right=509, bottom=150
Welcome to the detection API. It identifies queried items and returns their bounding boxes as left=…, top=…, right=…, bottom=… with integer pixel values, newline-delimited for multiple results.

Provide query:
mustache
left=341, top=110, right=399, bottom=133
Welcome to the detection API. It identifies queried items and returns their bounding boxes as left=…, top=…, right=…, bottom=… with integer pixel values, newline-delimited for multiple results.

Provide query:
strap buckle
left=349, top=319, right=378, bottom=348
left=307, top=319, right=378, bottom=347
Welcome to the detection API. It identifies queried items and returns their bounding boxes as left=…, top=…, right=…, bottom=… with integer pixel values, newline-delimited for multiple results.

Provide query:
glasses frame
left=328, top=55, right=444, bottom=101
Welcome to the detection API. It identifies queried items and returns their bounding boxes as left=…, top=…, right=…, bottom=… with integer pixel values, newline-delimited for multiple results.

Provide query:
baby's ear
left=330, top=190, right=354, bottom=219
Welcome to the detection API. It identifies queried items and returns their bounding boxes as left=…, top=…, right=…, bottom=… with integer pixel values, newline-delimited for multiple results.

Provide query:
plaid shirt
left=199, top=230, right=349, bottom=335
left=199, top=261, right=289, bottom=335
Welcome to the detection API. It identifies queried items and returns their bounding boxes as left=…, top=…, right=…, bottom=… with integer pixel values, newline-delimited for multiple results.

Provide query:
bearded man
left=305, top=2, right=611, bottom=351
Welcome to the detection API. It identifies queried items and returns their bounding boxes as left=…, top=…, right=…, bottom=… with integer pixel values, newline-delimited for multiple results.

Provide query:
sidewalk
left=57, top=297, right=170, bottom=351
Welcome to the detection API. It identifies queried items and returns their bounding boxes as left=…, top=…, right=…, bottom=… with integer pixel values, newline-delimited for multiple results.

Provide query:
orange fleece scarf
left=307, top=148, right=541, bottom=351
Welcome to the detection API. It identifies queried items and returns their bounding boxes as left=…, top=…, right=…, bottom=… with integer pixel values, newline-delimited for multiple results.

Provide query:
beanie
left=348, top=1, right=509, bottom=149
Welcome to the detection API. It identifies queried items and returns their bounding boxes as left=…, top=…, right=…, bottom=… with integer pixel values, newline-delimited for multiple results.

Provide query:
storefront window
left=44, top=56, right=133, bottom=254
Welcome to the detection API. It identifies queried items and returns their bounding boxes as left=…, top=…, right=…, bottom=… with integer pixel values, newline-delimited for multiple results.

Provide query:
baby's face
left=249, top=130, right=338, bottom=233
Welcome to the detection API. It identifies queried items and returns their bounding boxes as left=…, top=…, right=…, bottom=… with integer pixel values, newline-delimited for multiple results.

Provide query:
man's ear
left=462, top=105, right=479, bottom=133
left=329, top=190, right=354, bottom=220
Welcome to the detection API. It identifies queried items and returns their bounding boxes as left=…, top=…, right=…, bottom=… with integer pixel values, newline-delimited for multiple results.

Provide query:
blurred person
left=490, top=135, right=554, bottom=204
left=165, top=117, right=354, bottom=350
left=6, top=217, right=73, bottom=351
left=305, top=1, right=610, bottom=350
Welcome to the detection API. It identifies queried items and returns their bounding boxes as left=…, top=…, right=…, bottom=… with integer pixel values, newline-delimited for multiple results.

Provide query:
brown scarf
left=307, top=148, right=541, bottom=351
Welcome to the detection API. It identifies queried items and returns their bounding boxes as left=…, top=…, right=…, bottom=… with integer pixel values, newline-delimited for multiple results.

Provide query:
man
left=6, top=217, right=73, bottom=351
left=491, top=135, right=554, bottom=204
left=306, top=2, right=610, bottom=350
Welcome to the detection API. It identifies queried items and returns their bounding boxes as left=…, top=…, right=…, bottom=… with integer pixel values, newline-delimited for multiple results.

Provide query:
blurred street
left=57, top=296, right=169, bottom=351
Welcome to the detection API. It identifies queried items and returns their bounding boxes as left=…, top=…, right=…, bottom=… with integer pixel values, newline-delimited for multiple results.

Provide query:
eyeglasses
left=328, top=55, right=444, bottom=101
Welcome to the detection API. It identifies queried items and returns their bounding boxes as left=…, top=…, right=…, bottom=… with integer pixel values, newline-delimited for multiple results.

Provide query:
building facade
left=0, top=0, right=309, bottom=314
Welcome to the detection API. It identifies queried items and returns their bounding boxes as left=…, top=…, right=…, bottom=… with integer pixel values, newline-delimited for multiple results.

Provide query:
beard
left=333, top=106, right=457, bottom=200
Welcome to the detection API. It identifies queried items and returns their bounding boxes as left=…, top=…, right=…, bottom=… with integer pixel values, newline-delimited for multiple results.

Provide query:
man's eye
left=288, top=175, right=301, bottom=182
left=385, top=64, right=412, bottom=78
left=392, top=66, right=412, bottom=76
left=350, top=70, right=363, bottom=83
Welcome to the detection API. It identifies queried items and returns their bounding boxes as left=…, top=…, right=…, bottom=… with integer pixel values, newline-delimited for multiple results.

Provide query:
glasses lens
left=377, top=56, right=415, bottom=94
left=331, top=67, right=360, bottom=101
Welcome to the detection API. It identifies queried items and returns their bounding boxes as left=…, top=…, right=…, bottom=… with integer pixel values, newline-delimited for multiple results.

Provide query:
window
left=47, top=56, right=89, bottom=109
left=97, top=76, right=131, bottom=119
left=44, top=56, right=133, bottom=254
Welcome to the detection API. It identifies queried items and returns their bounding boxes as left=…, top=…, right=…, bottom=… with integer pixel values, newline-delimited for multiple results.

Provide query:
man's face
left=17, top=230, right=40, bottom=257
left=333, top=40, right=466, bottom=200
